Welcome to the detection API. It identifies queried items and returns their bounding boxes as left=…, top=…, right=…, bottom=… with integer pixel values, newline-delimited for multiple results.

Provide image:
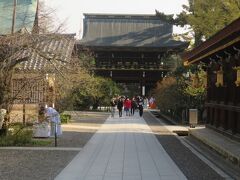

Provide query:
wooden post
left=142, top=71, right=145, bottom=96
left=11, top=0, right=17, bottom=34
left=23, top=101, right=26, bottom=125
left=139, top=80, right=142, bottom=96
left=55, top=123, right=57, bottom=147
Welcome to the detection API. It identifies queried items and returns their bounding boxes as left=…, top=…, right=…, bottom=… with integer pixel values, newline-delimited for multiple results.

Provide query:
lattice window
left=12, top=78, right=46, bottom=104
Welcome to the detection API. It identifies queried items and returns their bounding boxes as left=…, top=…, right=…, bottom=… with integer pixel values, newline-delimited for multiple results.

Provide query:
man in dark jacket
left=131, top=97, right=137, bottom=116
left=137, top=96, right=144, bottom=117
left=117, top=97, right=124, bottom=117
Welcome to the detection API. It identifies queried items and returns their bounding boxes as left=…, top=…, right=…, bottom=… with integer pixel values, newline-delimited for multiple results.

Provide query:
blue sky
left=44, top=0, right=189, bottom=38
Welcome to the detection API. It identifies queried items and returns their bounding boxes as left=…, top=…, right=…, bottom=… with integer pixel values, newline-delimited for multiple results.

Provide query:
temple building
left=182, top=17, right=240, bottom=140
left=10, top=33, right=75, bottom=122
left=0, top=0, right=75, bottom=122
left=77, top=14, right=188, bottom=96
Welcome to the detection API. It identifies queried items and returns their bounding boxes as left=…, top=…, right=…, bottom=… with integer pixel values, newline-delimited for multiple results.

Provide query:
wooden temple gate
left=77, top=14, right=188, bottom=96
left=92, top=50, right=170, bottom=96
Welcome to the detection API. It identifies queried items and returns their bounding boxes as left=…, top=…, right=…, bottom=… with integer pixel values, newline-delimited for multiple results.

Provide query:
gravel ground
left=143, top=111, right=224, bottom=180
left=0, top=111, right=109, bottom=180
left=0, top=150, right=78, bottom=180
left=48, top=112, right=109, bottom=147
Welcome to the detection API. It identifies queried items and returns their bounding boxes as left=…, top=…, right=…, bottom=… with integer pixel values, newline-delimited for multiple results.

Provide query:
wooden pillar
left=236, top=112, right=240, bottom=134
left=139, top=80, right=142, bottom=96
left=221, top=109, right=226, bottom=130
left=142, top=71, right=145, bottom=96
left=224, top=110, right=228, bottom=130
left=206, top=107, right=210, bottom=124
left=210, top=107, right=214, bottom=125
left=23, top=101, right=26, bottom=125
left=229, top=111, right=235, bottom=134
left=237, top=86, right=240, bottom=104
left=214, top=108, right=220, bottom=128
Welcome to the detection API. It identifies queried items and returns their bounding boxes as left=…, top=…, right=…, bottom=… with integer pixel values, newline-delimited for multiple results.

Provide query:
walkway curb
left=0, top=147, right=82, bottom=151
left=189, top=128, right=240, bottom=168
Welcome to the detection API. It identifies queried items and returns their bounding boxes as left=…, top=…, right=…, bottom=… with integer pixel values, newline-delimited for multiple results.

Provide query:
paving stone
left=56, top=113, right=186, bottom=180
left=144, top=111, right=225, bottom=180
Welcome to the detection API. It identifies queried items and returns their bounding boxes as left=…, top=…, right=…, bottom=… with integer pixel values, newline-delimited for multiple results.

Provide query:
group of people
left=110, top=96, right=145, bottom=118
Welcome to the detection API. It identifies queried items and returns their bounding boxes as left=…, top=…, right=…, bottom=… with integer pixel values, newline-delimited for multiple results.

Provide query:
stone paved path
left=55, top=113, right=187, bottom=180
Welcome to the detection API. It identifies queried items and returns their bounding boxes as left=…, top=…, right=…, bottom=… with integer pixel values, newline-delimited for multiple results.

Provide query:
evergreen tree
left=156, top=0, right=240, bottom=46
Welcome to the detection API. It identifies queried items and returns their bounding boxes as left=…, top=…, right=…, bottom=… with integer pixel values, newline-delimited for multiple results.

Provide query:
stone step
left=189, top=127, right=240, bottom=168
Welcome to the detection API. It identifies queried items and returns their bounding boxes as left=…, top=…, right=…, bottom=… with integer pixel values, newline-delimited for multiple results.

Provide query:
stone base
left=33, top=123, right=50, bottom=138
left=189, top=127, right=240, bottom=168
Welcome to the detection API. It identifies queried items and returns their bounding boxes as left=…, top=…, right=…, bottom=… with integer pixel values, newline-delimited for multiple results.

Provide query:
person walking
left=131, top=97, right=137, bottom=116
left=110, top=98, right=116, bottom=117
left=137, top=96, right=144, bottom=117
left=124, top=97, right=131, bottom=116
left=117, top=97, right=123, bottom=117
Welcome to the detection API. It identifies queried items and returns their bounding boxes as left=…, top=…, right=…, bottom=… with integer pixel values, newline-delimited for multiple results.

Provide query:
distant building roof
left=78, top=14, right=188, bottom=49
left=0, top=0, right=37, bottom=35
left=15, top=33, right=75, bottom=71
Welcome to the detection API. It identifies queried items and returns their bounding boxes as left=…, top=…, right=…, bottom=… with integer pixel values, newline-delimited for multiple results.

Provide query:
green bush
left=12, top=130, right=33, bottom=146
left=60, top=114, right=71, bottom=124
left=31, top=139, right=52, bottom=146
left=0, top=123, right=54, bottom=147
left=0, top=126, right=33, bottom=146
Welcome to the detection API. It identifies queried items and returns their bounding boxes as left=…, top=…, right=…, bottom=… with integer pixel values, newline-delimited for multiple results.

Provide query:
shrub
left=60, top=114, right=71, bottom=124
left=0, top=125, right=33, bottom=146
left=12, top=129, right=33, bottom=146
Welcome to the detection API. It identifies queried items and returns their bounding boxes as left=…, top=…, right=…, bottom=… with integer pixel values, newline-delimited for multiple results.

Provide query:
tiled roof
left=182, top=17, right=240, bottom=65
left=15, top=34, right=75, bottom=71
left=79, top=14, right=188, bottom=49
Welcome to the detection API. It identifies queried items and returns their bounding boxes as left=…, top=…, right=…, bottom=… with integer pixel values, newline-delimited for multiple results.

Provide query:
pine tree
left=156, top=0, right=240, bottom=46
